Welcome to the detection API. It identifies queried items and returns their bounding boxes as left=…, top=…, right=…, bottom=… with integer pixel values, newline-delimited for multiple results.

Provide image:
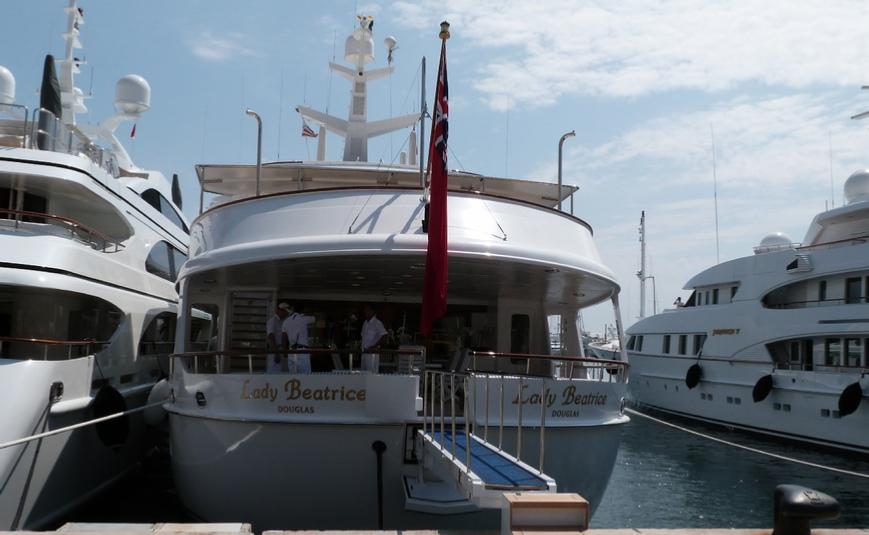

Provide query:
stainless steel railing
left=169, top=347, right=426, bottom=376
left=421, top=352, right=627, bottom=480
left=0, top=106, right=122, bottom=178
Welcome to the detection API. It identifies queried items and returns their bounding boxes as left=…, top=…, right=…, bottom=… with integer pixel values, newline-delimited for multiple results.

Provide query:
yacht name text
left=240, top=379, right=367, bottom=402
left=511, top=384, right=607, bottom=409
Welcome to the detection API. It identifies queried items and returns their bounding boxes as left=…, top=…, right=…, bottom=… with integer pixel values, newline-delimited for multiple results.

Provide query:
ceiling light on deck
left=203, top=278, right=217, bottom=283
left=401, top=274, right=413, bottom=279
left=393, top=281, right=404, bottom=286
left=544, top=268, right=560, bottom=273
left=410, top=263, right=426, bottom=270
left=382, top=290, right=393, bottom=296
left=351, top=283, right=361, bottom=287
left=354, top=275, right=366, bottom=280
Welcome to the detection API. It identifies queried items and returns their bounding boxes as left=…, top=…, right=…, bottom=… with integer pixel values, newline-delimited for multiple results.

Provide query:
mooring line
left=0, top=398, right=169, bottom=451
left=625, top=407, right=869, bottom=480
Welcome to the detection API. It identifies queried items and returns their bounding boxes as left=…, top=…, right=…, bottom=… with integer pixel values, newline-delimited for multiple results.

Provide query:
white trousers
left=361, top=353, right=379, bottom=373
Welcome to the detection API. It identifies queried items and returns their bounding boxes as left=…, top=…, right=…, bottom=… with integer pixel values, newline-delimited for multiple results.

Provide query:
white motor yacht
left=166, top=17, right=628, bottom=530
left=0, top=1, right=188, bottom=528
left=627, top=173, right=869, bottom=453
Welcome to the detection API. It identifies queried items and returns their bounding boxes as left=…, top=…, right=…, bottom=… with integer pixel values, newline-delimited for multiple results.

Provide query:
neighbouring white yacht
left=0, top=1, right=188, bottom=529
left=627, top=174, right=869, bottom=453
left=166, top=17, right=628, bottom=530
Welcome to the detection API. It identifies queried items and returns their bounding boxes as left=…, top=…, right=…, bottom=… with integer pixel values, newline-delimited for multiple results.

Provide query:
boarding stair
left=405, top=370, right=558, bottom=514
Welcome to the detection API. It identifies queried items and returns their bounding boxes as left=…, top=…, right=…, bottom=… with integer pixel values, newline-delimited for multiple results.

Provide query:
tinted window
left=141, top=188, right=161, bottom=211
left=510, top=314, right=530, bottom=354
left=846, top=278, right=862, bottom=304
left=139, top=312, right=176, bottom=356
left=662, top=335, right=670, bottom=353
left=146, top=241, right=188, bottom=281
left=141, top=188, right=188, bottom=233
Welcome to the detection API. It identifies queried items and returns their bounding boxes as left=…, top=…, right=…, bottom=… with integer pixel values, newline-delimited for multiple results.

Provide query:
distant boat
left=0, top=1, right=188, bottom=528
left=627, top=171, right=869, bottom=453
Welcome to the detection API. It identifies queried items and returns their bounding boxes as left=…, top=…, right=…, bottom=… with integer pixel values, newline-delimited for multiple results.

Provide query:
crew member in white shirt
left=282, top=304, right=316, bottom=373
left=360, top=304, right=388, bottom=373
left=266, top=302, right=290, bottom=373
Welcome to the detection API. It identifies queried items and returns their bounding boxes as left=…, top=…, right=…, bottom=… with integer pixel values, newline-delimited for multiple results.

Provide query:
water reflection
left=593, top=411, right=869, bottom=528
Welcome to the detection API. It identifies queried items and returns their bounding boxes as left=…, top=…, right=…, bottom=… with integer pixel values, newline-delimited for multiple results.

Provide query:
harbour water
left=63, top=411, right=869, bottom=529
left=593, top=411, right=869, bottom=528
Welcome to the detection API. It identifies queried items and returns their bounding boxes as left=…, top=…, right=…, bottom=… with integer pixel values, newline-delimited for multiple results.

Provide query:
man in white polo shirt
left=360, top=304, right=388, bottom=373
left=282, top=304, right=316, bottom=373
left=266, top=302, right=290, bottom=373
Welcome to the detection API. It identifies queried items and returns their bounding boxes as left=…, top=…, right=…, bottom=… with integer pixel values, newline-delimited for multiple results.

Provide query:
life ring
left=685, top=363, right=702, bottom=389
left=838, top=382, right=863, bottom=417
left=752, top=374, right=773, bottom=402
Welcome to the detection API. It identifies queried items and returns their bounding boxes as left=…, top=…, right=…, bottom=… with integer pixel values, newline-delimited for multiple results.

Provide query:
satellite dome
left=0, top=65, right=15, bottom=105
left=345, top=27, right=375, bottom=66
left=843, top=169, right=869, bottom=205
left=754, top=232, right=793, bottom=254
left=114, top=74, right=150, bottom=116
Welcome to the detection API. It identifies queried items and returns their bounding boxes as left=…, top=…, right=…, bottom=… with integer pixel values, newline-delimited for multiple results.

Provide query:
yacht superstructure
left=166, top=17, right=629, bottom=530
left=0, top=1, right=188, bottom=528
left=627, top=173, right=869, bottom=453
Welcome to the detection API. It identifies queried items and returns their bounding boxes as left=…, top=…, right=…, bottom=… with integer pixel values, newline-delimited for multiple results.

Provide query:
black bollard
left=773, top=484, right=841, bottom=535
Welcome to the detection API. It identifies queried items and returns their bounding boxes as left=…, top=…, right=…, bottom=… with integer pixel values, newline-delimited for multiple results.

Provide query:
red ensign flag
left=420, top=38, right=449, bottom=336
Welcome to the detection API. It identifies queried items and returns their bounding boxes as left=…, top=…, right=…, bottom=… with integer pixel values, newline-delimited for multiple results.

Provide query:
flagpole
left=419, top=56, right=426, bottom=192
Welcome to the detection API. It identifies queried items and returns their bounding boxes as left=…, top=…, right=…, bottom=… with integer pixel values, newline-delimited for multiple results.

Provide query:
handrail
left=0, top=336, right=109, bottom=346
left=0, top=336, right=109, bottom=361
left=0, top=208, right=124, bottom=251
left=0, top=104, right=30, bottom=145
left=26, top=107, right=120, bottom=178
left=467, top=350, right=628, bottom=367
left=423, top=368, right=552, bottom=490
left=767, top=296, right=869, bottom=309
left=169, top=347, right=426, bottom=375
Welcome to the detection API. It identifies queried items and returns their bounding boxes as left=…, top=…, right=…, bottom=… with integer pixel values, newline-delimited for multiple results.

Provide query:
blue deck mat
left=428, top=430, right=548, bottom=489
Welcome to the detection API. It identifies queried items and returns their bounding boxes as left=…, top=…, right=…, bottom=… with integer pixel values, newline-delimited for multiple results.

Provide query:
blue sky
left=4, top=1, right=869, bottom=333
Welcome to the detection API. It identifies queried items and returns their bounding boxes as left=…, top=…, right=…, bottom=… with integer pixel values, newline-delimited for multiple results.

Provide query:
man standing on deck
left=266, top=302, right=290, bottom=373
left=360, top=304, right=388, bottom=373
left=282, top=304, right=316, bottom=373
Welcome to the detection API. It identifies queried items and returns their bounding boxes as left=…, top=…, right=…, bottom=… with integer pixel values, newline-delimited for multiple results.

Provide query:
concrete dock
left=4, top=524, right=869, bottom=535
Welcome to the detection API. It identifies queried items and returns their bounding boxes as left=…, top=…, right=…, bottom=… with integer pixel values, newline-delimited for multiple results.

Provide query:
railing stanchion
left=248, top=354, right=253, bottom=374
left=464, top=375, right=471, bottom=471
left=450, top=373, right=456, bottom=459
left=539, top=378, right=546, bottom=472
left=423, top=371, right=429, bottom=433
left=484, top=373, right=489, bottom=442
left=440, top=373, right=445, bottom=445
left=499, top=373, right=504, bottom=450
left=517, top=375, right=523, bottom=461
left=194, top=355, right=199, bottom=374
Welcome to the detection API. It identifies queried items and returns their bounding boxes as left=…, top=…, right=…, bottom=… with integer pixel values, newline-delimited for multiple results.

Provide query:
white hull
left=629, top=353, right=868, bottom=453
left=0, top=358, right=152, bottom=529
left=169, top=412, right=622, bottom=530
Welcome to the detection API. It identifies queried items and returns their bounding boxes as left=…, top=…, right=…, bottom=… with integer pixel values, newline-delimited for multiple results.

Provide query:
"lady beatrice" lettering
left=511, top=384, right=607, bottom=407
left=240, top=379, right=366, bottom=402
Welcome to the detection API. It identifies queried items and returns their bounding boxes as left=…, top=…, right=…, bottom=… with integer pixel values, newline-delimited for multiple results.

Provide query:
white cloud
left=394, top=0, right=869, bottom=110
left=538, top=92, right=866, bottom=193
left=189, top=32, right=259, bottom=62
left=551, top=92, right=869, bottom=327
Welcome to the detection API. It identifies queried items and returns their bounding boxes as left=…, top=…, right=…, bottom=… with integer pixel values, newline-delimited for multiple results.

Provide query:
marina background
left=5, top=1, right=869, bottom=332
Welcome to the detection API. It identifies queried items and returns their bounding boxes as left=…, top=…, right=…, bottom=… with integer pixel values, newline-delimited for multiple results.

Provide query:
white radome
left=843, top=169, right=869, bottom=205
left=759, top=232, right=792, bottom=248
left=114, top=74, right=151, bottom=116
left=0, top=65, right=15, bottom=105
